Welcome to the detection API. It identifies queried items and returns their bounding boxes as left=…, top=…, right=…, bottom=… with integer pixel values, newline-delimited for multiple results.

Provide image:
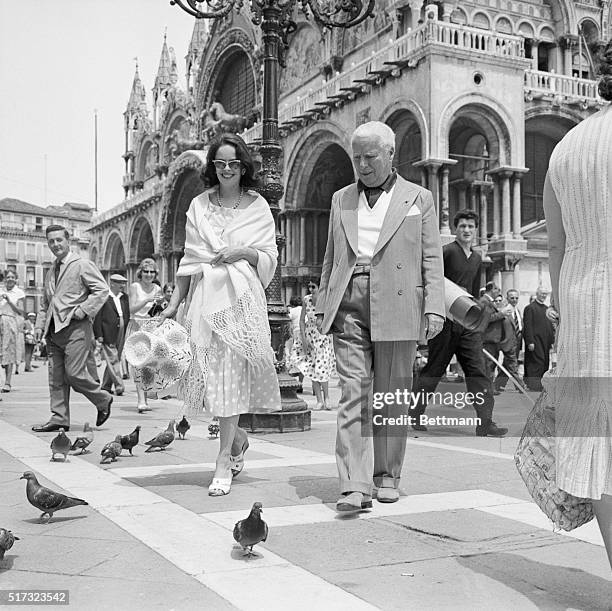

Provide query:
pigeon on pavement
left=0, top=528, right=19, bottom=560
left=144, top=420, right=175, bottom=452
left=233, top=502, right=268, bottom=557
left=50, top=429, right=72, bottom=462
left=20, top=471, right=88, bottom=523
left=208, top=419, right=220, bottom=439
left=100, top=435, right=123, bottom=464
left=70, top=422, right=94, bottom=454
left=120, top=425, right=141, bottom=456
left=176, top=416, right=190, bottom=440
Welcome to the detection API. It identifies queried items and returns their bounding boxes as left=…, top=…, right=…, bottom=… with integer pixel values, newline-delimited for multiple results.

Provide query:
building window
left=7, top=241, right=17, bottom=260
left=26, top=242, right=36, bottom=261
left=35, top=217, right=43, bottom=232
left=25, top=296, right=35, bottom=313
left=26, top=266, right=36, bottom=288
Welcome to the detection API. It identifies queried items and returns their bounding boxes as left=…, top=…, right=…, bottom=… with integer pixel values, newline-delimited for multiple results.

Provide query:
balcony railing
left=524, top=69, right=601, bottom=103
left=91, top=181, right=163, bottom=227
left=243, top=21, right=524, bottom=144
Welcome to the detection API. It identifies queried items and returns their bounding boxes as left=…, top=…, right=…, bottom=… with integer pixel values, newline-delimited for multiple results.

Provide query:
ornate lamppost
left=171, top=0, right=374, bottom=430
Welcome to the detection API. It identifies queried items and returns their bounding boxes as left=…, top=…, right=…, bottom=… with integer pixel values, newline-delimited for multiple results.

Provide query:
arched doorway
left=105, top=233, right=126, bottom=276
left=211, top=49, right=256, bottom=117
left=130, top=217, right=155, bottom=264
left=303, top=143, right=354, bottom=266
left=524, top=114, right=576, bottom=226
left=166, top=169, right=205, bottom=280
left=386, top=109, right=423, bottom=183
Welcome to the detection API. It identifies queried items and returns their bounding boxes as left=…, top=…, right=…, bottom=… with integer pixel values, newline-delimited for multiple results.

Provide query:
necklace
left=216, top=188, right=243, bottom=210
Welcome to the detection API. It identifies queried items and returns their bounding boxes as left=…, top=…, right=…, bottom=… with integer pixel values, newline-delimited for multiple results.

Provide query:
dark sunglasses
left=213, top=159, right=242, bottom=171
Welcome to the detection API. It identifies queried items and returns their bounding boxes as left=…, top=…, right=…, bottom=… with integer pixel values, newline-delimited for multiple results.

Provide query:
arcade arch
left=130, top=217, right=155, bottom=264
left=386, top=109, right=423, bottom=183
left=104, top=233, right=126, bottom=276
left=524, top=113, right=577, bottom=226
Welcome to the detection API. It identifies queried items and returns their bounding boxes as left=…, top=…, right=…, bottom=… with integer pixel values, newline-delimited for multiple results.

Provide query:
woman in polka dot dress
left=160, top=134, right=280, bottom=497
left=293, top=281, right=336, bottom=410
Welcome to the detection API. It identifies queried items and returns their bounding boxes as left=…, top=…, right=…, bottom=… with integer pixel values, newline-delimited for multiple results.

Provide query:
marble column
left=299, top=212, right=307, bottom=265
left=492, top=177, right=500, bottom=238
left=408, top=0, right=422, bottom=29
left=501, top=172, right=512, bottom=238
left=531, top=39, right=539, bottom=71
left=420, top=167, right=428, bottom=189
left=285, top=213, right=293, bottom=265
left=458, top=184, right=467, bottom=210
left=440, top=166, right=450, bottom=235
left=280, top=216, right=286, bottom=265
left=428, top=165, right=440, bottom=216
left=312, top=213, right=319, bottom=265
left=512, top=175, right=522, bottom=238
left=469, top=185, right=477, bottom=211
left=479, top=185, right=488, bottom=245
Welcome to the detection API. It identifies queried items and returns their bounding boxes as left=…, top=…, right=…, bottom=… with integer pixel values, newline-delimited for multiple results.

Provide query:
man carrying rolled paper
left=411, top=210, right=508, bottom=437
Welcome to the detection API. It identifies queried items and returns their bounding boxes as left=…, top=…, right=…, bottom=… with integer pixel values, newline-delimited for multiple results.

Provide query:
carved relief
left=279, top=25, right=323, bottom=93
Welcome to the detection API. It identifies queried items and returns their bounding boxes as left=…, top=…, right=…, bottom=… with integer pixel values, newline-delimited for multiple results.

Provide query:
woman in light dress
left=126, top=258, right=163, bottom=413
left=161, top=133, right=280, bottom=497
left=0, top=270, right=25, bottom=393
left=543, top=40, right=612, bottom=568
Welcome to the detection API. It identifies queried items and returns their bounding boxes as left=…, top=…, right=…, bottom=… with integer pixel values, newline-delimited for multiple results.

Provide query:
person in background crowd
left=23, top=312, right=37, bottom=372
left=286, top=295, right=304, bottom=392
left=0, top=270, right=25, bottom=392
left=523, top=286, right=555, bottom=391
left=94, top=274, right=131, bottom=396
left=126, top=258, right=164, bottom=413
left=412, top=210, right=507, bottom=437
left=479, top=281, right=506, bottom=385
left=294, top=281, right=335, bottom=410
left=495, top=289, right=525, bottom=392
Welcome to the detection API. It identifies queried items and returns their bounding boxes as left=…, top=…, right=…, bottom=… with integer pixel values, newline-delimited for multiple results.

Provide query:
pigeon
left=233, top=502, right=268, bottom=557
left=0, top=528, right=19, bottom=560
left=100, top=435, right=123, bottom=464
left=208, top=419, right=220, bottom=439
left=144, top=420, right=175, bottom=452
left=120, top=425, right=141, bottom=456
left=20, top=471, right=88, bottom=523
left=50, top=428, right=72, bottom=461
left=70, top=422, right=94, bottom=454
left=176, top=416, right=190, bottom=440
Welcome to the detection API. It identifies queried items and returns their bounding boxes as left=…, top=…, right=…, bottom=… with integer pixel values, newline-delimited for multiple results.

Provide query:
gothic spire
left=126, top=58, right=147, bottom=114
left=154, top=31, right=173, bottom=92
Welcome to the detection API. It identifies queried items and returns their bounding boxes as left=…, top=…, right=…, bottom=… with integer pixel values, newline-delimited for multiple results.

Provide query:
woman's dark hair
left=289, top=296, right=302, bottom=307
left=203, top=133, right=259, bottom=189
left=597, top=39, right=612, bottom=101
left=162, top=283, right=174, bottom=293
left=453, top=209, right=480, bottom=228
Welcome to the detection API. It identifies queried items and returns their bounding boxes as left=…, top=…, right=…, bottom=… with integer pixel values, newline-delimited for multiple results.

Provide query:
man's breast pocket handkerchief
left=405, top=203, right=421, bottom=217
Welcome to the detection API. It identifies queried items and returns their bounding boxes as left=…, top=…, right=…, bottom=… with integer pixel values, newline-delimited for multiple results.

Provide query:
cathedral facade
left=88, top=0, right=609, bottom=305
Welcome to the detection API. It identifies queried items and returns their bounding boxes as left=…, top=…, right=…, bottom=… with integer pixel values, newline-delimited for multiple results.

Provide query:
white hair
left=351, top=121, right=396, bottom=150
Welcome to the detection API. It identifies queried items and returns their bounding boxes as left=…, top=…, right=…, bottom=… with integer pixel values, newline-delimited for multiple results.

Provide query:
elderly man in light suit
left=315, top=122, right=445, bottom=512
left=32, top=225, right=112, bottom=433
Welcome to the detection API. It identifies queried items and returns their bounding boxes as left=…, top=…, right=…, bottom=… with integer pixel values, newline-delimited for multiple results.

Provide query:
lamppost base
left=238, top=409, right=311, bottom=433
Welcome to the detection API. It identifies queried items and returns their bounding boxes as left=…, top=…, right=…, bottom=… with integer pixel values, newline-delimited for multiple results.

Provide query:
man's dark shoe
left=411, top=423, right=428, bottom=432
left=476, top=421, right=508, bottom=437
left=32, top=422, right=70, bottom=433
left=96, top=397, right=113, bottom=427
left=336, top=492, right=372, bottom=512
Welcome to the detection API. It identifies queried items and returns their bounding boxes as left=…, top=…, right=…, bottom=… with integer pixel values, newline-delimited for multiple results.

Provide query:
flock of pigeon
left=0, top=415, right=268, bottom=563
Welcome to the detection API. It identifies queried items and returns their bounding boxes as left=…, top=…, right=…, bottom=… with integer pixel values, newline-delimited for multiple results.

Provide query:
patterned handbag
left=514, top=388, right=595, bottom=532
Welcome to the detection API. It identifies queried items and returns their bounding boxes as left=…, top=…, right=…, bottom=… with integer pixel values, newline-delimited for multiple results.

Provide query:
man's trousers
left=332, top=275, right=417, bottom=496
left=46, top=319, right=111, bottom=426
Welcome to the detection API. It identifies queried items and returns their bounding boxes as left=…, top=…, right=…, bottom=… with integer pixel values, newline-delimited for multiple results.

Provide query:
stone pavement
left=0, top=364, right=610, bottom=610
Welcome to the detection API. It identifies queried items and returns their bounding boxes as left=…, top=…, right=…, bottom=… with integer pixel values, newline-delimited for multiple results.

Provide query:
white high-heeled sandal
left=230, top=439, right=250, bottom=477
left=208, top=477, right=232, bottom=496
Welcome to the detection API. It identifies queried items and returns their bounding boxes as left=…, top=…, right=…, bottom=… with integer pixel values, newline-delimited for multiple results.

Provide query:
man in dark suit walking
left=94, top=274, right=130, bottom=396
left=523, top=286, right=555, bottom=391
left=479, top=282, right=506, bottom=384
